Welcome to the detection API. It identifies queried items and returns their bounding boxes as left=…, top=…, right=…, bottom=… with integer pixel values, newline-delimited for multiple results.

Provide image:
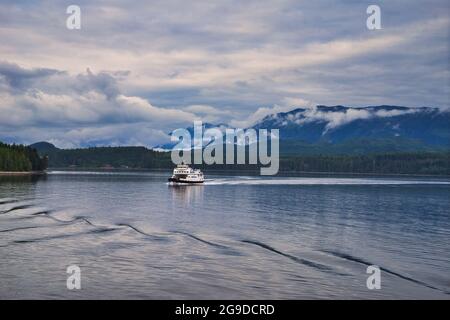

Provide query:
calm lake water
left=0, top=171, right=449, bottom=299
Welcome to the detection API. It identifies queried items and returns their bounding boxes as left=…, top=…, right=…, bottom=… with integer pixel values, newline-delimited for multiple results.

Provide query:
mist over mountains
left=155, top=105, right=449, bottom=155
left=26, top=105, right=449, bottom=174
left=254, top=105, right=447, bottom=143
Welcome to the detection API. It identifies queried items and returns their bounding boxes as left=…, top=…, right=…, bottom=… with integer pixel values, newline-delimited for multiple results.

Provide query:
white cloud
left=373, top=108, right=418, bottom=118
left=230, top=97, right=312, bottom=128
left=292, top=107, right=372, bottom=131
left=182, top=104, right=232, bottom=123
left=0, top=65, right=200, bottom=147
left=280, top=106, right=422, bottom=132
left=183, top=104, right=228, bottom=116
left=0, top=1, right=448, bottom=147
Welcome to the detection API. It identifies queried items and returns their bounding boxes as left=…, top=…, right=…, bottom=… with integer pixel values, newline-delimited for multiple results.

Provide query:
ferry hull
left=168, top=177, right=204, bottom=184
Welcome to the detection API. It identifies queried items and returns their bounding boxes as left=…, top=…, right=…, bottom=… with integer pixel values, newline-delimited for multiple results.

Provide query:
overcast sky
left=0, top=0, right=448, bottom=147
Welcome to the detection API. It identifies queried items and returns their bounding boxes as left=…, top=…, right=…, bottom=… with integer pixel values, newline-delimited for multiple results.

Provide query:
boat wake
left=204, top=177, right=450, bottom=186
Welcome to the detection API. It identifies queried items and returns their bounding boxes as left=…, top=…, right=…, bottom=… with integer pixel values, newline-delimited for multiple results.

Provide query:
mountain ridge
left=252, top=105, right=448, bottom=144
left=154, top=105, right=449, bottom=153
left=28, top=105, right=450, bottom=155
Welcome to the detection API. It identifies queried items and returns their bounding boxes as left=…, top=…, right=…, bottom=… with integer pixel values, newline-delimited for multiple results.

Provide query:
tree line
left=278, top=153, right=450, bottom=175
left=35, top=145, right=450, bottom=175
left=0, top=142, right=48, bottom=172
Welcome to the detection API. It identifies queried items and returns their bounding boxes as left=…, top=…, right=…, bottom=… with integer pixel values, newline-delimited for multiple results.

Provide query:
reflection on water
left=0, top=171, right=449, bottom=299
left=169, top=184, right=204, bottom=206
left=0, top=174, right=47, bottom=201
left=0, top=174, right=47, bottom=184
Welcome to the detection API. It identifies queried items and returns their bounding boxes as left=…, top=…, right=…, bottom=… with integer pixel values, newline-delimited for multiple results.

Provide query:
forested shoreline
left=29, top=142, right=450, bottom=175
left=0, top=142, right=48, bottom=172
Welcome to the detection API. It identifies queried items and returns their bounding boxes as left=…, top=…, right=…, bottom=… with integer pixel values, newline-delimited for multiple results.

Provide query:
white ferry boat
left=168, top=163, right=204, bottom=184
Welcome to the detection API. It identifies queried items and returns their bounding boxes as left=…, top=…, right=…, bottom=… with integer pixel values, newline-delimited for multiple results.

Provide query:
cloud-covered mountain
left=253, top=105, right=449, bottom=144
left=251, top=105, right=449, bottom=154
left=153, top=122, right=230, bottom=151
left=156, top=105, right=449, bottom=154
